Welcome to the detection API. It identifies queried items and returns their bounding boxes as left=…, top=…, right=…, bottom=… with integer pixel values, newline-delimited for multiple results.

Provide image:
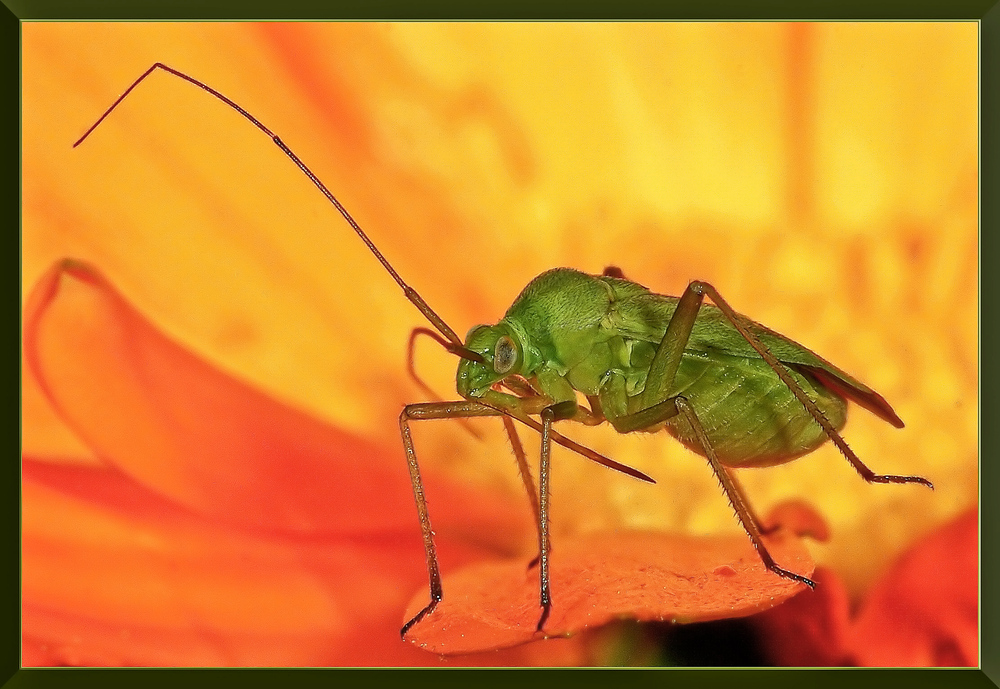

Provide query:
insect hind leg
left=690, top=281, right=933, bottom=491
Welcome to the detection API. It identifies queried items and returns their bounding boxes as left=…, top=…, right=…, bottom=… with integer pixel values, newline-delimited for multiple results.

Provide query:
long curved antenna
left=407, top=328, right=457, bottom=403
left=406, top=327, right=485, bottom=368
left=76, top=64, right=655, bottom=487
left=408, top=327, right=485, bottom=440
left=75, top=62, right=463, bottom=346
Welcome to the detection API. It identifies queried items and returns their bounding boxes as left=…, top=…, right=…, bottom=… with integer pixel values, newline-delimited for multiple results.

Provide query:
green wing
left=612, top=290, right=904, bottom=428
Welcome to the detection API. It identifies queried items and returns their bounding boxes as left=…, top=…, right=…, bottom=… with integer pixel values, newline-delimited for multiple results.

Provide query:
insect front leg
left=398, top=398, right=581, bottom=637
left=397, top=400, right=507, bottom=638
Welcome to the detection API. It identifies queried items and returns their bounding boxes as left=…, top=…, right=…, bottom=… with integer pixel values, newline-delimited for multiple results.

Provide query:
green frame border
left=7, top=1, right=995, bottom=687
left=0, top=0, right=997, bottom=20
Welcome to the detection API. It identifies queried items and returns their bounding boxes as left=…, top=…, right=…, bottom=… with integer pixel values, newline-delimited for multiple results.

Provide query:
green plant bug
left=75, top=63, right=934, bottom=640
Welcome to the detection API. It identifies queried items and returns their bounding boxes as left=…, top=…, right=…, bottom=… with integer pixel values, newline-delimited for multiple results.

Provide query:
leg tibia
left=675, top=396, right=815, bottom=589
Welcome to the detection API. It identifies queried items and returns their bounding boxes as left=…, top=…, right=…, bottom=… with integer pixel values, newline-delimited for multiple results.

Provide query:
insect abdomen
left=662, top=351, right=848, bottom=467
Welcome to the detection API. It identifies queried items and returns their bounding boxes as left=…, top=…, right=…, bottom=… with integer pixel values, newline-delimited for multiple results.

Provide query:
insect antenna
left=408, top=327, right=485, bottom=440
left=74, top=62, right=464, bottom=347
left=76, top=64, right=653, bottom=486
left=406, top=327, right=485, bottom=369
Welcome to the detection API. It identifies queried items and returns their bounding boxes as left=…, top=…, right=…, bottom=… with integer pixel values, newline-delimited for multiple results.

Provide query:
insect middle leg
left=608, top=395, right=815, bottom=587
left=605, top=283, right=819, bottom=586
left=505, top=395, right=607, bottom=574
left=501, top=415, right=550, bottom=572
left=676, top=397, right=815, bottom=587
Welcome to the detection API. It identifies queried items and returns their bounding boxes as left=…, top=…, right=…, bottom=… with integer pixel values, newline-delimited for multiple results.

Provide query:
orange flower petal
left=24, top=600, right=590, bottom=667
left=22, top=260, right=552, bottom=665
left=21, top=459, right=404, bottom=664
left=23, top=453, right=537, bottom=666
left=845, top=508, right=978, bottom=667
left=23, top=259, right=526, bottom=544
left=403, top=529, right=814, bottom=655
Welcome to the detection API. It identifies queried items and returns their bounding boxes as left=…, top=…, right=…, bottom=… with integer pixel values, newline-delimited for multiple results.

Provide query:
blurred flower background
left=22, top=23, right=977, bottom=666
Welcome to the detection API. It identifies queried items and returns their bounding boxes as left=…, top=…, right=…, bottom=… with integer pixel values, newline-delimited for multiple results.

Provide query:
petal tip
left=57, top=258, right=103, bottom=284
left=764, top=499, right=831, bottom=542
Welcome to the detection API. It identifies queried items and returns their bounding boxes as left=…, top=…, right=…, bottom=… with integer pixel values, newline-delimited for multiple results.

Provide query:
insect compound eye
left=493, top=335, right=519, bottom=375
